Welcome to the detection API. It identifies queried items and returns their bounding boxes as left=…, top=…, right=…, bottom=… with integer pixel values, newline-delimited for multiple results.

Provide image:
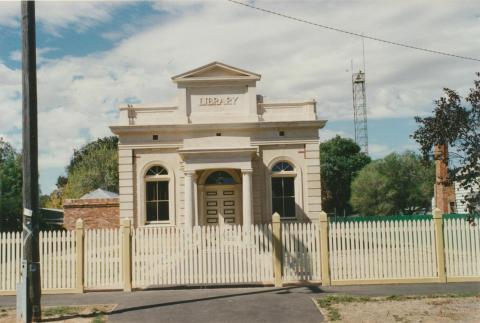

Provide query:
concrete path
left=0, top=283, right=479, bottom=323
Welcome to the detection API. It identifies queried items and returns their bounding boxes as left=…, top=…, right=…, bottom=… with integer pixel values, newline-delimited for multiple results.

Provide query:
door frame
left=197, top=169, right=242, bottom=226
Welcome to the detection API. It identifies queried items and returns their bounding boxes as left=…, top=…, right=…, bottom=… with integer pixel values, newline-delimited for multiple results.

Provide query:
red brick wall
left=63, top=198, right=119, bottom=230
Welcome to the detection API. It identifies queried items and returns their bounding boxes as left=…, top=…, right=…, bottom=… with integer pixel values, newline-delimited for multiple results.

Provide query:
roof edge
left=171, top=61, right=261, bottom=81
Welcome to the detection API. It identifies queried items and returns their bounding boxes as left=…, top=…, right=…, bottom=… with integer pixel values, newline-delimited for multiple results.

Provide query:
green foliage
left=43, top=306, right=80, bottom=317
left=63, top=148, right=118, bottom=198
left=320, top=136, right=371, bottom=216
left=67, top=137, right=118, bottom=172
left=55, top=136, right=119, bottom=201
left=350, top=152, right=434, bottom=215
left=42, top=136, right=118, bottom=208
left=413, top=74, right=480, bottom=215
left=0, top=138, right=22, bottom=232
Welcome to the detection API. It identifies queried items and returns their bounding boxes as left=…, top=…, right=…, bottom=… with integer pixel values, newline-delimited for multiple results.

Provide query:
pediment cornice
left=172, top=61, right=261, bottom=83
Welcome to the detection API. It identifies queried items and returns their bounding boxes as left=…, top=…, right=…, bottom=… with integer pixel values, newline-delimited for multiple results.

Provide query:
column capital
left=241, top=168, right=253, bottom=174
left=184, top=170, right=196, bottom=176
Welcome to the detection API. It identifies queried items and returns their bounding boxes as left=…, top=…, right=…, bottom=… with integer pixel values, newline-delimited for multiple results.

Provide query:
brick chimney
left=434, top=144, right=456, bottom=213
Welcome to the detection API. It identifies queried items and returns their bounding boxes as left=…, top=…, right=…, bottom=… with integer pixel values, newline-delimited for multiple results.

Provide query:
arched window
left=146, top=166, right=168, bottom=176
left=145, top=166, right=170, bottom=222
left=205, top=171, right=236, bottom=185
left=271, top=161, right=296, bottom=218
left=272, top=161, right=294, bottom=172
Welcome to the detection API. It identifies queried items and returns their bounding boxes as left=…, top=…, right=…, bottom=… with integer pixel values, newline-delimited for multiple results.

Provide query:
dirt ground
left=320, top=295, right=480, bottom=323
left=0, top=304, right=115, bottom=323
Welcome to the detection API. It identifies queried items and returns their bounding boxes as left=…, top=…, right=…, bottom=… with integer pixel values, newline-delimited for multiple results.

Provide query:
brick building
left=63, top=189, right=119, bottom=230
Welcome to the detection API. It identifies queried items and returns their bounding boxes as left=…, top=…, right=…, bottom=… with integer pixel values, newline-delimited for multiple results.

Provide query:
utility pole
left=18, top=1, right=42, bottom=322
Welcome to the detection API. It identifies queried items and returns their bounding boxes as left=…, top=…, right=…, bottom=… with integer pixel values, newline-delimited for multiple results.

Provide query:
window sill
left=142, top=222, right=175, bottom=227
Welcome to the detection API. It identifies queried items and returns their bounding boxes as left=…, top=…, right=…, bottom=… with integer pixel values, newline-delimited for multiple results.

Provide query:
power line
left=227, top=0, right=480, bottom=63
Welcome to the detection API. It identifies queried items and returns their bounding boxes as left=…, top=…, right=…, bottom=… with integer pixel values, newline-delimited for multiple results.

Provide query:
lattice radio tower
left=351, top=38, right=369, bottom=155
left=352, top=71, right=368, bottom=154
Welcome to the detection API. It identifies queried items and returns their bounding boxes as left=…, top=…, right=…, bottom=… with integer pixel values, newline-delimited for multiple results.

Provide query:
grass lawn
left=315, top=293, right=480, bottom=322
left=0, top=304, right=115, bottom=322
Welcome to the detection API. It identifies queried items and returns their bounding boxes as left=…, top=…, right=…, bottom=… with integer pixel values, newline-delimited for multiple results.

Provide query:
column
left=306, top=143, right=322, bottom=220
left=319, top=211, right=331, bottom=286
left=75, top=219, right=84, bottom=293
left=193, top=178, right=199, bottom=226
left=272, top=212, right=282, bottom=287
left=433, top=208, right=447, bottom=282
left=118, top=148, right=134, bottom=221
left=242, top=169, right=253, bottom=227
left=184, top=170, right=195, bottom=228
left=120, top=219, right=132, bottom=292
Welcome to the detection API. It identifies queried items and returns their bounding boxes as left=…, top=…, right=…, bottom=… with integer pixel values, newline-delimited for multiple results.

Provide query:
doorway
left=200, top=170, right=241, bottom=225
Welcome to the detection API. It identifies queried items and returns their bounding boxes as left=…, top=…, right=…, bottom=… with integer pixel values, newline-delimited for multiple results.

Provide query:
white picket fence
left=132, top=224, right=273, bottom=287
left=329, top=219, right=438, bottom=281
left=84, top=229, right=123, bottom=289
left=281, top=222, right=321, bottom=281
left=0, top=231, right=77, bottom=293
left=39, top=231, right=76, bottom=290
left=444, top=216, right=480, bottom=277
left=0, top=232, right=22, bottom=292
left=2, top=215, right=480, bottom=294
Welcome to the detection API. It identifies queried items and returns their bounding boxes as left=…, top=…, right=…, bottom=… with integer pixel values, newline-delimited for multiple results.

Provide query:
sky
left=0, top=0, right=479, bottom=194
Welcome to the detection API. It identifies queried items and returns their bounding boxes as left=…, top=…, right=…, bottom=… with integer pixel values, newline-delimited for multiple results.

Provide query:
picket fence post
left=272, top=213, right=283, bottom=287
left=433, top=208, right=447, bottom=282
left=319, top=211, right=331, bottom=286
left=75, top=218, right=84, bottom=293
left=121, top=219, right=132, bottom=291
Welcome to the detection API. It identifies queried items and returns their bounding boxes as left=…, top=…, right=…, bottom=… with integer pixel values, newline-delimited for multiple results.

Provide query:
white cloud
left=1, top=0, right=479, bottom=192
left=369, top=144, right=394, bottom=159
left=320, top=129, right=351, bottom=143
left=0, top=1, right=130, bottom=35
left=9, top=48, right=57, bottom=65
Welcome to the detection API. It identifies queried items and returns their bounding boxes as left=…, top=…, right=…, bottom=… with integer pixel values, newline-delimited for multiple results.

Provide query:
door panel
left=204, top=185, right=238, bottom=225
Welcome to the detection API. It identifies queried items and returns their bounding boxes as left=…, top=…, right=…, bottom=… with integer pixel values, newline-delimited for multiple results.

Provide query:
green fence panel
left=330, top=214, right=433, bottom=222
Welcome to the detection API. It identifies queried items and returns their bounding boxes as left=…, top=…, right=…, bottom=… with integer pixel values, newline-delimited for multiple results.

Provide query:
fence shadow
left=106, top=285, right=326, bottom=318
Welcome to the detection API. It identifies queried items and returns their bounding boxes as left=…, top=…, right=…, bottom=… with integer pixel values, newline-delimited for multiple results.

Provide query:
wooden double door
left=203, top=184, right=241, bottom=225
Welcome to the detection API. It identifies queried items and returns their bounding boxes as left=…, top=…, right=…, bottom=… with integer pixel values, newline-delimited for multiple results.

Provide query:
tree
left=0, top=138, right=23, bottom=231
left=412, top=74, right=480, bottom=217
left=47, top=136, right=119, bottom=205
left=320, top=136, right=371, bottom=216
left=43, top=176, right=67, bottom=209
left=350, top=152, right=434, bottom=215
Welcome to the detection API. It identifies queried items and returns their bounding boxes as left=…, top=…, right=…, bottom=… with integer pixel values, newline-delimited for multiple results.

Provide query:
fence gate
left=281, top=222, right=321, bottom=282
left=132, top=224, right=273, bottom=288
left=84, top=229, right=123, bottom=290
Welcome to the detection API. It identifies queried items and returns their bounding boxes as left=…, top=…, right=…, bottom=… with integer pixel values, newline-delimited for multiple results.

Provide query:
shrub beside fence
left=0, top=210, right=479, bottom=295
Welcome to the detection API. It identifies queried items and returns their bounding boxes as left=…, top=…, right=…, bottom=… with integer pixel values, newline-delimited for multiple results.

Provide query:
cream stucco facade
left=110, top=62, right=327, bottom=227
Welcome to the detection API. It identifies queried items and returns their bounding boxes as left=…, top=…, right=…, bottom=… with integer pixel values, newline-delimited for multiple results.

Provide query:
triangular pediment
left=172, top=62, right=261, bottom=82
